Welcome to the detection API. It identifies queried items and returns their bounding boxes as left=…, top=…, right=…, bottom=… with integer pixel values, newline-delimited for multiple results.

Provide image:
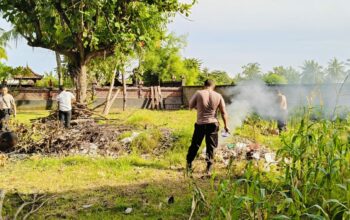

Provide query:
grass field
left=0, top=110, right=213, bottom=219
left=1, top=109, right=349, bottom=219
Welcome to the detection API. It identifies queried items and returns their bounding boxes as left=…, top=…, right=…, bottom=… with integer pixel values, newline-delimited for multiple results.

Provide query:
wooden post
left=154, top=86, right=159, bottom=109
left=150, top=86, right=155, bottom=109
left=158, top=86, right=163, bottom=110
left=122, top=71, right=127, bottom=111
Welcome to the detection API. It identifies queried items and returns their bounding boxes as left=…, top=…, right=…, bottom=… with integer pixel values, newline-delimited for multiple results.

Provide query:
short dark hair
left=1, top=85, right=8, bottom=89
left=59, top=86, right=65, bottom=91
left=204, top=79, right=215, bottom=87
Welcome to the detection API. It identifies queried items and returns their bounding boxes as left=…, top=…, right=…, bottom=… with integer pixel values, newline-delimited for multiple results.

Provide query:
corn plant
left=191, top=111, right=350, bottom=219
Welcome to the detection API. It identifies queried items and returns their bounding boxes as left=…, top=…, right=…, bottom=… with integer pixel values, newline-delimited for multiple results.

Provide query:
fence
left=11, top=84, right=350, bottom=111
left=12, top=87, right=183, bottom=110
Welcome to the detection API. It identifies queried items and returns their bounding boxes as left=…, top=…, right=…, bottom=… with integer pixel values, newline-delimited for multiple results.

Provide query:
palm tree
left=301, top=60, right=324, bottom=84
left=0, top=27, right=20, bottom=60
left=326, top=58, right=346, bottom=83
left=0, top=28, right=8, bottom=60
left=241, top=62, right=262, bottom=80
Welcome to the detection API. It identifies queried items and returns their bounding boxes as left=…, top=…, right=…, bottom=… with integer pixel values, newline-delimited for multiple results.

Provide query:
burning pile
left=215, top=135, right=277, bottom=166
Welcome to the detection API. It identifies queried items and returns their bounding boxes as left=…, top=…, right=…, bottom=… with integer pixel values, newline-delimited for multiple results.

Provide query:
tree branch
left=85, top=46, right=114, bottom=63
left=54, top=0, right=75, bottom=37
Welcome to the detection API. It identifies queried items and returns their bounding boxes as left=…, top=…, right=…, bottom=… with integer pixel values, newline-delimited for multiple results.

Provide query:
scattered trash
left=125, top=207, right=133, bottom=214
left=264, top=153, right=276, bottom=163
left=82, top=204, right=93, bottom=209
left=221, top=130, right=230, bottom=138
left=217, top=135, right=277, bottom=166
left=121, top=132, right=140, bottom=144
left=226, top=143, right=235, bottom=149
left=168, top=196, right=175, bottom=204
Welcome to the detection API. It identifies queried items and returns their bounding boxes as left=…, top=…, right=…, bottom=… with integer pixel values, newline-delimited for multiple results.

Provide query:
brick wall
left=11, top=87, right=183, bottom=110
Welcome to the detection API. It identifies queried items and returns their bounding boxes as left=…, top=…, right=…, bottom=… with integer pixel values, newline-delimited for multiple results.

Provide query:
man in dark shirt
left=186, top=79, right=229, bottom=176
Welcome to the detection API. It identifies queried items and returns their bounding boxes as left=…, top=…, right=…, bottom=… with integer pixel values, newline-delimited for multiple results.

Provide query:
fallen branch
left=14, top=194, right=47, bottom=220
left=23, top=196, right=54, bottom=220
left=92, top=101, right=107, bottom=111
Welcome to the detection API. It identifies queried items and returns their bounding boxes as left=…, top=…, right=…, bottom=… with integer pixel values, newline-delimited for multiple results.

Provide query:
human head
left=59, top=86, right=65, bottom=92
left=1, top=86, right=8, bottom=95
left=204, top=79, right=215, bottom=90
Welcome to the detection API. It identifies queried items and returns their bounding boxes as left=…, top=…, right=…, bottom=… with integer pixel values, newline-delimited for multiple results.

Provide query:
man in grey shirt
left=186, top=79, right=229, bottom=175
left=0, top=86, right=17, bottom=131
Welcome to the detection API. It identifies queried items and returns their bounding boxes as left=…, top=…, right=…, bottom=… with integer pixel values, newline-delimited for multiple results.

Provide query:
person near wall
left=56, top=86, right=75, bottom=128
left=186, top=79, right=230, bottom=176
left=276, top=90, right=288, bottom=133
left=0, top=86, right=17, bottom=131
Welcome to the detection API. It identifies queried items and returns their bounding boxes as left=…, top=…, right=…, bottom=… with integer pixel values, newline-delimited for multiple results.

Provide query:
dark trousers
left=186, top=123, right=219, bottom=168
left=277, top=110, right=288, bottom=132
left=59, top=110, right=72, bottom=128
left=0, top=109, right=11, bottom=131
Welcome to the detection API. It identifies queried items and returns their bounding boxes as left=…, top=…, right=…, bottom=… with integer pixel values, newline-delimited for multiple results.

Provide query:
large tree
left=240, top=63, right=262, bottom=80
left=0, top=0, right=194, bottom=102
left=141, top=33, right=200, bottom=85
left=326, top=58, right=346, bottom=83
left=301, top=60, right=324, bottom=84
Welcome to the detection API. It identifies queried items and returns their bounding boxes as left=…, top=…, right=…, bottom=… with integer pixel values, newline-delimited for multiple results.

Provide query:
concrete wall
left=11, top=87, right=183, bottom=110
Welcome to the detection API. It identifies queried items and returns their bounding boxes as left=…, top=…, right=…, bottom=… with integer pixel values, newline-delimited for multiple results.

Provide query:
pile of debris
left=214, top=135, right=278, bottom=166
left=11, top=120, right=130, bottom=157
left=2, top=104, right=176, bottom=157
left=35, top=103, right=95, bottom=123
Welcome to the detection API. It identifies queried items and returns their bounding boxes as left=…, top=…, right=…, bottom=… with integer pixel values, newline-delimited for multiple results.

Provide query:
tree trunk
left=77, top=63, right=88, bottom=103
left=122, top=70, right=127, bottom=111
left=55, top=52, right=63, bottom=86
left=103, top=67, right=117, bottom=115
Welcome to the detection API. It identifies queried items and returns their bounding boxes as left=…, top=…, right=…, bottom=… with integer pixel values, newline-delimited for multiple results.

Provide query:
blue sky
left=1, top=0, right=350, bottom=76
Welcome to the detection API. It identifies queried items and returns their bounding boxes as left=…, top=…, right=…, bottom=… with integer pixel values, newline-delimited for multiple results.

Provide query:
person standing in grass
left=276, top=90, right=288, bottom=133
left=0, top=86, right=16, bottom=131
left=186, top=79, right=229, bottom=176
left=56, top=86, right=75, bottom=128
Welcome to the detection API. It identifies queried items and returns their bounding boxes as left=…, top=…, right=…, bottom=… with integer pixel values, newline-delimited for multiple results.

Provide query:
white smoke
left=224, top=80, right=281, bottom=131
left=221, top=79, right=350, bottom=131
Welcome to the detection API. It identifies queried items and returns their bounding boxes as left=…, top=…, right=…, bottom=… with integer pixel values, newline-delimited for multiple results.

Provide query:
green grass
left=0, top=109, right=291, bottom=219
left=15, top=110, right=50, bottom=125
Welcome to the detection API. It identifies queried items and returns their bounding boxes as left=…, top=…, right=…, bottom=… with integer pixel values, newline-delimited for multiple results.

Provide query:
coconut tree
left=326, top=58, right=346, bottom=83
left=301, top=60, right=324, bottom=84
left=241, top=63, right=262, bottom=80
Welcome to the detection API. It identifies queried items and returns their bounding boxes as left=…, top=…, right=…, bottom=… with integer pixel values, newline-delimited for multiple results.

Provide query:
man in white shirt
left=56, top=86, right=75, bottom=128
left=0, top=86, right=17, bottom=131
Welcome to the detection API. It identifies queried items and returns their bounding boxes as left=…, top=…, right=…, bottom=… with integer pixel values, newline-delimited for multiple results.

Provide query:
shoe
left=205, top=164, right=212, bottom=177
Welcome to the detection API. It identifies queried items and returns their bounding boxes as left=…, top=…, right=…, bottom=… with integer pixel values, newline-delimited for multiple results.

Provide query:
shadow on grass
left=2, top=179, right=202, bottom=220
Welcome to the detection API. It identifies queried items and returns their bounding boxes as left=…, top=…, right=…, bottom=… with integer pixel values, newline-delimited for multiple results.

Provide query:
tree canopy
left=0, top=0, right=195, bottom=102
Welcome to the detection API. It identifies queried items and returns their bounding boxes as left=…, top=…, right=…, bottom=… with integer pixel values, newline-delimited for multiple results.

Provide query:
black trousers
left=186, top=123, right=219, bottom=167
left=59, top=110, right=72, bottom=128
left=277, top=110, right=288, bottom=132
left=0, top=109, right=11, bottom=131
